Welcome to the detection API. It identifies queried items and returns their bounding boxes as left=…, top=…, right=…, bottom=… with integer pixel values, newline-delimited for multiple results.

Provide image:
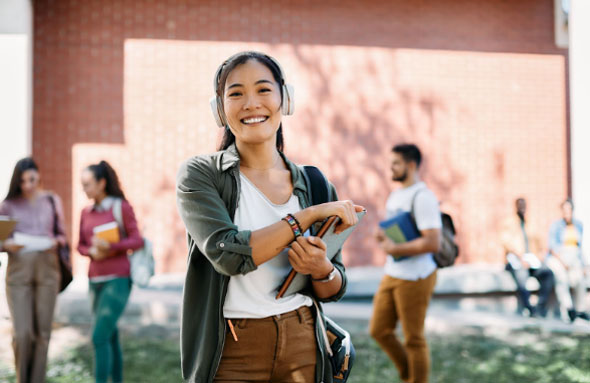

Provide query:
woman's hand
left=313, top=200, right=365, bottom=234
left=91, top=237, right=111, bottom=252
left=3, top=239, right=24, bottom=254
left=288, top=236, right=333, bottom=279
left=89, top=246, right=109, bottom=261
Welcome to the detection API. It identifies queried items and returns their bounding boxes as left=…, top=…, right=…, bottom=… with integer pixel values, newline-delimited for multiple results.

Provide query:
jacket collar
left=218, top=143, right=307, bottom=195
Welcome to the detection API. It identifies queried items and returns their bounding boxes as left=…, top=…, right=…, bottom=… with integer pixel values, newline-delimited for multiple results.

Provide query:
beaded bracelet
left=282, top=213, right=303, bottom=239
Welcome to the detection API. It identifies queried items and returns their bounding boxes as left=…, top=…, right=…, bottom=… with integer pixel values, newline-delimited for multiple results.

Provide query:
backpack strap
left=112, top=198, right=127, bottom=238
left=409, top=187, right=424, bottom=220
left=300, top=165, right=331, bottom=206
left=47, top=194, right=59, bottom=237
left=299, top=165, right=331, bottom=236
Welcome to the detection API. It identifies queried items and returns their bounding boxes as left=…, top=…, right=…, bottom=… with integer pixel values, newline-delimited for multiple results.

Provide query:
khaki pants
left=546, top=256, right=588, bottom=314
left=5, top=250, right=60, bottom=383
left=214, top=306, right=317, bottom=383
left=369, top=272, right=437, bottom=383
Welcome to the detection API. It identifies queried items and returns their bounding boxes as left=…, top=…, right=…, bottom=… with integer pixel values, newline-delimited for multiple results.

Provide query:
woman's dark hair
left=392, top=144, right=422, bottom=168
left=216, top=51, right=285, bottom=152
left=5, top=157, right=39, bottom=201
left=86, top=160, right=126, bottom=200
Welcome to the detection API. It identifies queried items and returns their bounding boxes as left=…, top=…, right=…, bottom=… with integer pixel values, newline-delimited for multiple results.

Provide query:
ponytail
left=86, top=160, right=126, bottom=200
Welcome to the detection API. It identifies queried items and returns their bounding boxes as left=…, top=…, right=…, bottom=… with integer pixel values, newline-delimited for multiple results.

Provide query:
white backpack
left=112, top=198, right=155, bottom=288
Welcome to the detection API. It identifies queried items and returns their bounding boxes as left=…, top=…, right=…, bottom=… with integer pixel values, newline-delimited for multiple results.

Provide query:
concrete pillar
left=569, top=0, right=590, bottom=259
left=0, top=0, right=32, bottom=197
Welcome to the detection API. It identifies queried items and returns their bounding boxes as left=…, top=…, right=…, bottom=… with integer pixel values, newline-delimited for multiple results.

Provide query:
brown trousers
left=369, top=271, right=437, bottom=383
left=5, top=250, right=60, bottom=383
left=214, top=306, right=317, bottom=383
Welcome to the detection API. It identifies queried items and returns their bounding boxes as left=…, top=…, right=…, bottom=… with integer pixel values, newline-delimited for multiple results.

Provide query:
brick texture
left=32, top=0, right=568, bottom=273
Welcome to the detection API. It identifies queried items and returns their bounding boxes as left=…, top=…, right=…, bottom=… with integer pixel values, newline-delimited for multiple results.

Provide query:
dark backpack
left=300, top=165, right=356, bottom=383
left=410, top=189, right=459, bottom=268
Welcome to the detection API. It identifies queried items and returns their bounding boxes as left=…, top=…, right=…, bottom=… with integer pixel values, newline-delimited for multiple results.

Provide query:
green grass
left=1, top=321, right=589, bottom=383
left=342, top=319, right=590, bottom=383
left=0, top=325, right=182, bottom=383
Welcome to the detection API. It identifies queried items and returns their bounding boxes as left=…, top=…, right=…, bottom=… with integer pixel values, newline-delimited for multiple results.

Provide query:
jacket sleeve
left=110, top=200, right=144, bottom=253
left=176, top=157, right=257, bottom=276
left=314, top=181, right=348, bottom=303
left=500, top=217, right=519, bottom=256
left=547, top=221, right=560, bottom=253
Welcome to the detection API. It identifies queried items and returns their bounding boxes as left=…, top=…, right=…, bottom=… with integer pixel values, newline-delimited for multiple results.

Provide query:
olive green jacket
left=176, top=144, right=348, bottom=383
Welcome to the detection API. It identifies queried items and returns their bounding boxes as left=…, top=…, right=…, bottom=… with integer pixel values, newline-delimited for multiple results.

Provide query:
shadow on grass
left=1, top=325, right=182, bottom=383
left=2, top=321, right=589, bottom=383
left=338, top=319, right=590, bottom=383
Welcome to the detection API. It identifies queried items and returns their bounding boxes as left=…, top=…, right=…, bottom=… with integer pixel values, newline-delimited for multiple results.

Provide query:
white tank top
left=223, top=173, right=312, bottom=318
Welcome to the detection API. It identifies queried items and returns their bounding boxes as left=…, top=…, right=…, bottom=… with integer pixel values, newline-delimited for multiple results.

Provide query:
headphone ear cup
left=210, top=96, right=225, bottom=128
left=281, top=84, right=295, bottom=116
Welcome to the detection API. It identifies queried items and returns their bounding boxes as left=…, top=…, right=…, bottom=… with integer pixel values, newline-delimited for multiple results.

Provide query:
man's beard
left=392, top=169, right=407, bottom=182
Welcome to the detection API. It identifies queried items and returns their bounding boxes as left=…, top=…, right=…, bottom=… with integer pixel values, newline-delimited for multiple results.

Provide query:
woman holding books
left=0, top=157, right=66, bottom=383
left=176, top=51, right=364, bottom=383
left=77, top=160, right=143, bottom=383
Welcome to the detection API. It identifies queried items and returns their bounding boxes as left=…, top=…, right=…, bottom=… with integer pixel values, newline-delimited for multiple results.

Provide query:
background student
left=0, top=157, right=66, bottom=383
left=78, top=160, right=144, bottom=383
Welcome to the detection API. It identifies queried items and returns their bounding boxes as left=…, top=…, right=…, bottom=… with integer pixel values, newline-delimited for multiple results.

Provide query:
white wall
left=0, top=0, right=32, bottom=198
left=569, top=0, right=590, bottom=260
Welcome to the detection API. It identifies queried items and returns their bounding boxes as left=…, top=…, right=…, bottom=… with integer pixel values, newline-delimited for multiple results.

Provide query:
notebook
left=275, top=210, right=366, bottom=299
left=93, top=221, right=120, bottom=243
left=379, top=211, right=421, bottom=262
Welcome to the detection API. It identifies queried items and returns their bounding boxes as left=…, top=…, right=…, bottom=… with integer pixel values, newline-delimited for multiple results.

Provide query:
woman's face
left=81, top=170, right=106, bottom=201
left=222, top=59, right=282, bottom=147
left=20, top=169, right=40, bottom=197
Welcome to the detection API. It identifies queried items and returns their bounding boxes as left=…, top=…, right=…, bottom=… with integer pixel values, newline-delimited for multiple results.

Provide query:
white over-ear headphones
left=209, top=52, right=295, bottom=128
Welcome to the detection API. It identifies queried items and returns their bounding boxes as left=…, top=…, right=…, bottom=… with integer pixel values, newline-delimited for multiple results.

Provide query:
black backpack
left=410, top=189, right=459, bottom=268
left=300, top=165, right=356, bottom=383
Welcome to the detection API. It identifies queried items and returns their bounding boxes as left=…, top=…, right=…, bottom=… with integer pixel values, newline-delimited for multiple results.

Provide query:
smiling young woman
left=176, top=51, right=364, bottom=383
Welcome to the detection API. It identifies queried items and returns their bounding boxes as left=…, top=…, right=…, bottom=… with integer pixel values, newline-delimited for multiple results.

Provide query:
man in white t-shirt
left=369, top=144, right=441, bottom=383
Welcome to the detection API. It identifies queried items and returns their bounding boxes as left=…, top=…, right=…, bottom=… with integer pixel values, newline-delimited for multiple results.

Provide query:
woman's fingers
left=306, top=236, right=327, bottom=251
left=288, top=236, right=328, bottom=274
left=332, top=200, right=363, bottom=233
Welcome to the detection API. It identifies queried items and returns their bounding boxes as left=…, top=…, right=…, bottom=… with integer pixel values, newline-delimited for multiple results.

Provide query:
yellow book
left=93, top=221, right=120, bottom=243
left=0, top=217, right=18, bottom=241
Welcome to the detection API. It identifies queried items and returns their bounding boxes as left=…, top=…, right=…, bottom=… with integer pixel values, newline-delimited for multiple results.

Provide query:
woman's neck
left=22, top=189, right=40, bottom=201
left=237, top=141, right=281, bottom=171
left=94, top=193, right=107, bottom=205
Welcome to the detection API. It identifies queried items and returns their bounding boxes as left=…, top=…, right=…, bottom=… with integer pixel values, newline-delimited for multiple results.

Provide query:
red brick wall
left=32, top=0, right=568, bottom=273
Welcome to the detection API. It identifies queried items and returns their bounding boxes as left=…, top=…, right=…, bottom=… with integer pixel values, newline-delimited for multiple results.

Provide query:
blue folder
left=379, top=212, right=421, bottom=262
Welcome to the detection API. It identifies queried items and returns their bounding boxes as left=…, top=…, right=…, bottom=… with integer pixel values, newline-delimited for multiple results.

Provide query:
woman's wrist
left=296, top=205, right=320, bottom=229
left=311, top=260, right=335, bottom=280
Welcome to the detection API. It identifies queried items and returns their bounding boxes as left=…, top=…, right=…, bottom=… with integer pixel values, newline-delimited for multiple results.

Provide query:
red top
left=77, top=197, right=144, bottom=279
